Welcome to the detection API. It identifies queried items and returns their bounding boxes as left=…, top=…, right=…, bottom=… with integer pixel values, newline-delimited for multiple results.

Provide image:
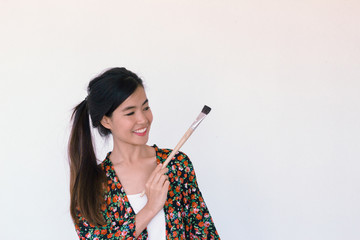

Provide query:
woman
left=68, top=67, right=220, bottom=239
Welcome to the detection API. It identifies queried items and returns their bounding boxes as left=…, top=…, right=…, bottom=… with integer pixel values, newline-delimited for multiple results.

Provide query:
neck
left=109, top=140, right=152, bottom=165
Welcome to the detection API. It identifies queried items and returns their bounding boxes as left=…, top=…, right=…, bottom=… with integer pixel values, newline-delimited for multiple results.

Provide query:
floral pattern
left=74, top=144, right=220, bottom=240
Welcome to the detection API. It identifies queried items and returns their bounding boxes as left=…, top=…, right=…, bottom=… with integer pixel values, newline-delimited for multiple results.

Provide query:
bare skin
left=109, top=145, right=169, bottom=237
left=111, top=145, right=158, bottom=195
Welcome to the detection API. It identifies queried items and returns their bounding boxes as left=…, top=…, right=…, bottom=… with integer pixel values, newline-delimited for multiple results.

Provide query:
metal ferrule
left=190, top=112, right=206, bottom=130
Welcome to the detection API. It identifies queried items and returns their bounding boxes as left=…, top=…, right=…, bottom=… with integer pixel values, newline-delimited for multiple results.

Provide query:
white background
left=1, top=0, right=359, bottom=239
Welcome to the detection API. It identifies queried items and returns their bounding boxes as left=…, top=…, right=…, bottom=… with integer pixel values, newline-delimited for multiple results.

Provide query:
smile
left=133, top=128, right=147, bottom=134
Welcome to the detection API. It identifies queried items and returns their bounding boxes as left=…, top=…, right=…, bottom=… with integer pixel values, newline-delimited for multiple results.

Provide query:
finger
left=158, top=175, right=168, bottom=185
left=147, top=163, right=162, bottom=184
left=162, top=180, right=170, bottom=192
left=152, top=170, right=164, bottom=184
left=160, top=167, right=168, bottom=175
left=153, top=168, right=169, bottom=184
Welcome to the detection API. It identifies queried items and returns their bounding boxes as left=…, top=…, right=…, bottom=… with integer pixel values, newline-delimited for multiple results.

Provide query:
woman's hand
left=144, top=163, right=170, bottom=215
left=134, top=163, right=169, bottom=237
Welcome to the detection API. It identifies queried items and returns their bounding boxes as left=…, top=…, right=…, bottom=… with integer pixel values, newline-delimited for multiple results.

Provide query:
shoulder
left=99, top=152, right=112, bottom=172
left=153, top=144, right=194, bottom=170
left=154, top=145, right=199, bottom=188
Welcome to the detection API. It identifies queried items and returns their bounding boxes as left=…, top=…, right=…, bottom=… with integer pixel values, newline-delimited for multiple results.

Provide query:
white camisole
left=126, top=193, right=166, bottom=239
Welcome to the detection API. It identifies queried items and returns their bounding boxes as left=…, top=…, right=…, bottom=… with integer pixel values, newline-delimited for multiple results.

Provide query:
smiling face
left=100, top=86, right=153, bottom=147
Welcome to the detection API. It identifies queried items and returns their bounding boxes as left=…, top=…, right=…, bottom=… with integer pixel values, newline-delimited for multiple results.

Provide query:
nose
left=136, top=111, right=148, bottom=124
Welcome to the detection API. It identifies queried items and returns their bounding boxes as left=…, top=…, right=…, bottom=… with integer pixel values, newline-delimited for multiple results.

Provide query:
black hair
left=68, top=67, right=143, bottom=225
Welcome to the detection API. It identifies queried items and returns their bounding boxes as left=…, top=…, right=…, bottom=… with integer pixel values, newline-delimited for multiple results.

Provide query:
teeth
left=134, top=128, right=146, bottom=133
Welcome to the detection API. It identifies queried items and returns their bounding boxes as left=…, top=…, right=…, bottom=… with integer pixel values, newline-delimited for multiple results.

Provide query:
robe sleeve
left=181, top=153, right=221, bottom=240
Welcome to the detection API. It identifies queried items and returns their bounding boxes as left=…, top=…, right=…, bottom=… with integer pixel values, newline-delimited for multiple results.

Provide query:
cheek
left=112, top=118, right=131, bottom=132
left=147, top=110, right=153, bottom=123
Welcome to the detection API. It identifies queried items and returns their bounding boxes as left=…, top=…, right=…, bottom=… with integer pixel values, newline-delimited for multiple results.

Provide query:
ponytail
left=68, top=99, right=106, bottom=226
left=68, top=67, right=144, bottom=226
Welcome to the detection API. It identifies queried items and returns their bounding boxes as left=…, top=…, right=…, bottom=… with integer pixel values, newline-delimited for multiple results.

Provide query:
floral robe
left=75, top=145, right=220, bottom=240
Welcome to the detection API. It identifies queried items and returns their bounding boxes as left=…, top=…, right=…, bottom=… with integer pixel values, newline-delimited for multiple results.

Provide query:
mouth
left=133, top=127, right=148, bottom=136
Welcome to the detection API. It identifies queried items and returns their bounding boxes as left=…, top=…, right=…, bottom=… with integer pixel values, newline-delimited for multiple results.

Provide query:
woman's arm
left=182, top=154, right=220, bottom=239
left=135, top=163, right=169, bottom=237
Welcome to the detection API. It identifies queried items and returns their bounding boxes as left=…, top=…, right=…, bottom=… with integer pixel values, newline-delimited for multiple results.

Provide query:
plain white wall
left=1, top=0, right=359, bottom=239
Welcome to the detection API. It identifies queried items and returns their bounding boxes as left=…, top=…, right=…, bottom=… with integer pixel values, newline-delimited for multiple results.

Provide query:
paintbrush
left=140, top=105, right=211, bottom=197
left=161, top=105, right=211, bottom=168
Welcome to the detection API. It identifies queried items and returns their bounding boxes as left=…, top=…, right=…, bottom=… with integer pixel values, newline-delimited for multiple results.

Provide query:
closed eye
left=125, top=112, right=135, bottom=116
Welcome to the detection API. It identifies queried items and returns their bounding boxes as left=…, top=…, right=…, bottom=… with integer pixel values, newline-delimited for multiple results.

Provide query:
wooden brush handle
left=140, top=128, right=195, bottom=197
left=162, top=128, right=194, bottom=169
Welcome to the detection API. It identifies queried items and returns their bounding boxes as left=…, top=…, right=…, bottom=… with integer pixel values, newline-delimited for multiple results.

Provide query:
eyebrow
left=122, top=99, right=148, bottom=112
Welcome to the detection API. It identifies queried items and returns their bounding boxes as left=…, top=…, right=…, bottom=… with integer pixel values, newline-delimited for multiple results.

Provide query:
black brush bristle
left=201, top=105, right=211, bottom=115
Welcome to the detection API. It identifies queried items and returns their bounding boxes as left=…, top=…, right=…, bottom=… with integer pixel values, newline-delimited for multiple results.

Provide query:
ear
left=100, top=115, right=112, bottom=130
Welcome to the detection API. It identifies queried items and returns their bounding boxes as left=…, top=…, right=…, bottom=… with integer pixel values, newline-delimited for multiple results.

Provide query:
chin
left=133, top=137, right=149, bottom=146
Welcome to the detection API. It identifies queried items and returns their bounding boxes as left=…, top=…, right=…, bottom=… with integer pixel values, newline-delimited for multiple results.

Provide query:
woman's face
left=101, top=86, right=153, bottom=146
